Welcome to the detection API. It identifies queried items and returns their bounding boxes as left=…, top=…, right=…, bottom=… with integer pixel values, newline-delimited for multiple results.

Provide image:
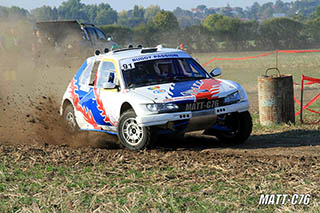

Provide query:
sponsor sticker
left=148, top=86, right=160, bottom=90
left=181, top=89, right=209, bottom=96
left=153, top=89, right=166, bottom=94
left=121, top=53, right=183, bottom=70
left=120, top=59, right=135, bottom=70
left=185, top=100, right=219, bottom=111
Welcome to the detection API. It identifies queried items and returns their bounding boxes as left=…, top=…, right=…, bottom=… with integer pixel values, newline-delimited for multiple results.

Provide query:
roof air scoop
left=141, top=48, right=157, bottom=54
left=156, top=44, right=163, bottom=49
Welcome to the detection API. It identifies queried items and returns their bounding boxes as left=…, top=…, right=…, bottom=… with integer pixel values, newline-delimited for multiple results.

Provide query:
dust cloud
left=0, top=19, right=118, bottom=148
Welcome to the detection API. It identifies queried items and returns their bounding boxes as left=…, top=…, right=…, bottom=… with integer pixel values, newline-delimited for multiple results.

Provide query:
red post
left=276, top=50, right=279, bottom=69
left=300, top=75, right=304, bottom=123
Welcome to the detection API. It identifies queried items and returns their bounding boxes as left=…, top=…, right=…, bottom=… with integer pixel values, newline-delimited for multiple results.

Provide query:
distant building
left=273, top=13, right=286, bottom=18
left=191, top=8, right=201, bottom=13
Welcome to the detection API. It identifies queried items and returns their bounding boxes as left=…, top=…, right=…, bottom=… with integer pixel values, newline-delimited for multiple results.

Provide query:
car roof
left=90, top=47, right=191, bottom=62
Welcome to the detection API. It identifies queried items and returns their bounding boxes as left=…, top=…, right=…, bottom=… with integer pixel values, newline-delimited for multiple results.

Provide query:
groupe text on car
left=60, top=45, right=252, bottom=150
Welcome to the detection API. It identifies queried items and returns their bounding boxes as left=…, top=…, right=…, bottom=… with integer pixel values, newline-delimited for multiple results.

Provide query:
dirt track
left=1, top=51, right=319, bottom=156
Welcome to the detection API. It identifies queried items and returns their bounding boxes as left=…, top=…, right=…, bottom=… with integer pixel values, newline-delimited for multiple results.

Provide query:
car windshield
left=122, top=58, right=210, bottom=88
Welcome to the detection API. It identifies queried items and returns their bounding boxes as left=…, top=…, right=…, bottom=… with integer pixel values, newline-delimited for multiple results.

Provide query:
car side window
left=96, top=61, right=116, bottom=88
left=95, top=29, right=106, bottom=40
left=87, top=27, right=97, bottom=41
left=89, top=61, right=100, bottom=86
left=79, top=60, right=94, bottom=86
left=81, top=29, right=89, bottom=40
left=188, top=59, right=207, bottom=77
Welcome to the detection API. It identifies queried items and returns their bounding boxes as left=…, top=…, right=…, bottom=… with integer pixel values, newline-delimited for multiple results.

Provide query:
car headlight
left=224, top=91, right=241, bottom=105
left=146, top=103, right=179, bottom=113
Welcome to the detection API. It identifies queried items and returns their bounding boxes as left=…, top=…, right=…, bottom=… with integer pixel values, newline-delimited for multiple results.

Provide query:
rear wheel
left=63, top=104, right=80, bottom=132
left=204, top=111, right=252, bottom=144
left=117, top=110, right=152, bottom=150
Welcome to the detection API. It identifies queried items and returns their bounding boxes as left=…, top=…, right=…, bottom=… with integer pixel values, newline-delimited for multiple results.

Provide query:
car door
left=92, top=60, right=120, bottom=129
left=76, top=59, right=119, bottom=131
left=71, top=58, right=101, bottom=130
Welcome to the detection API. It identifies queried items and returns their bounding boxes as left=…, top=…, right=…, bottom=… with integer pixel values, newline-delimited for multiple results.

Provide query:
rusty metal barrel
left=258, top=68, right=295, bottom=125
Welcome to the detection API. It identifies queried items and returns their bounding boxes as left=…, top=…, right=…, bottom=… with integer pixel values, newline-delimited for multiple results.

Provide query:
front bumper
left=136, top=100, right=249, bottom=130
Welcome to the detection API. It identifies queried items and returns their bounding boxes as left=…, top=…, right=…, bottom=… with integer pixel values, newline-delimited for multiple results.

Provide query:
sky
left=0, top=0, right=295, bottom=11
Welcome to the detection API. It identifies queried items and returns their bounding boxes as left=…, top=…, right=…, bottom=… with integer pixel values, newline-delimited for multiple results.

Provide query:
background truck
left=34, top=20, right=117, bottom=60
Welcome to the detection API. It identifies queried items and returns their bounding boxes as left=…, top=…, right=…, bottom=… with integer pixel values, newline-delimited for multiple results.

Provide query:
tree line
left=1, top=0, right=320, bottom=52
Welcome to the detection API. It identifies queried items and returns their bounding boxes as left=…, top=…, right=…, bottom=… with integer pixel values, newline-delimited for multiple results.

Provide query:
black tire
left=63, top=104, right=80, bottom=132
left=204, top=111, right=252, bottom=144
left=117, top=110, right=152, bottom=150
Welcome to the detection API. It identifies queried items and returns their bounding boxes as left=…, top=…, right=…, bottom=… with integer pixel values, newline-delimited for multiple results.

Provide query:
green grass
left=0, top=143, right=319, bottom=212
left=194, top=51, right=320, bottom=92
left=1, top=51, right=320, bottom=212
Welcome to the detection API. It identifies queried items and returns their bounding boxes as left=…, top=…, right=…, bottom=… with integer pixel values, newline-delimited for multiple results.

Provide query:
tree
left=306, top=17, right=320, bottom=47
left=132, top=5, right=144, bottom=19
left=151, top=10, right=180, bottom=47
left=173, top=7, right=198, bottom=28
left=118, top=5, right=145, bottom=28
left=95, top=3, right=117, bottom=25
left=133, top=23, right=157, bottom=46
left=248, top=2, right=260, bottom=19
left=214, top=16, right=241, bottom=50
left=259, top=2, right=274, bottom=20
left=258, top=17, right=305, bottom=49
left=202, top=14, right=224, bottom=32
left=197, top=5, right=207, bottom=12
left=8, top=6, right=29, bottom=19
left=181, top=25, right=217, bottom=52
left=287, top=0, right=320, bottom=18
left=0, top=6, right=9, bottom=18
left=83, top=4, right=98, bottom=23
left=58, top=0, right=88, bottom=22
left=99, top=25, right=132, bottom=45
left=117, top=10, right=130, bottom=27
left=153, top=10, right=179, bottom=32
left=177, top=15, right=200, bottom=29
left=144, top=5, right=161, bottom=23
left=31, top=6, right=58, bottom=21
left=236, top=20, right=259, bottom=50
left=311, top=5, right=320, bottom=19
left=274, top=0, right=289, bottom=14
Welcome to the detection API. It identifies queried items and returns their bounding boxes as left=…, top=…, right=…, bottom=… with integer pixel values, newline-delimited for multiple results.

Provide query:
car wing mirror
left=210, top=68, right=222, bottom=77
left=102, top=82, right=116, bottom=89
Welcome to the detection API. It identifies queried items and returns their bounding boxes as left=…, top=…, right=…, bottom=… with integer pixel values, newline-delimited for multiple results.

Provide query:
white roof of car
left=92, top=46, right=191, bottom=61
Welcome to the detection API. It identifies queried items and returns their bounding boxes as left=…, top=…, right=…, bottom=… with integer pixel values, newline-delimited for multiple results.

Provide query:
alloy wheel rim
left=66, top=112, right=76, bottom=130
left=122, top=117, right=143, bottom=146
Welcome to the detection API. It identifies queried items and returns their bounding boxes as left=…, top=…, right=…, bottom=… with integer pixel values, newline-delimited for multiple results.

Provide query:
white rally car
left=60, top=46, right=252, bottom=150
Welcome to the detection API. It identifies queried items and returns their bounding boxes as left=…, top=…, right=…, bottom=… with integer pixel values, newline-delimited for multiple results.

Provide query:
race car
left=60, top=45, right=252, bottom=150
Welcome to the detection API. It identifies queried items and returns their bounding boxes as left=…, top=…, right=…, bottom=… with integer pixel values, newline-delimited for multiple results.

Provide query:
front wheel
left=63, top=104, right=80, bottom=132
left=117, top=110, right=152, bottom=150
left=204, top=111, right=252, bottom=144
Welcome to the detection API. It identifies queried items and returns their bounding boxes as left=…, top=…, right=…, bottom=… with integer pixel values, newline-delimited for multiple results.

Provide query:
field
left=0, top=49, right=320, bottom=212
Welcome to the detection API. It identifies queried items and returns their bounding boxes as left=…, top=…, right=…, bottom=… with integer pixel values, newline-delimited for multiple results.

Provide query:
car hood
left=129, top=78, right=239, bottom=103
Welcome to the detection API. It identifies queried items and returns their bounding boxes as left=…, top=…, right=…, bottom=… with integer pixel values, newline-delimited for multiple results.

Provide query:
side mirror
left=102, top=82, right=116, bottom=89
left=210, top=68, right=222, bottom=77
